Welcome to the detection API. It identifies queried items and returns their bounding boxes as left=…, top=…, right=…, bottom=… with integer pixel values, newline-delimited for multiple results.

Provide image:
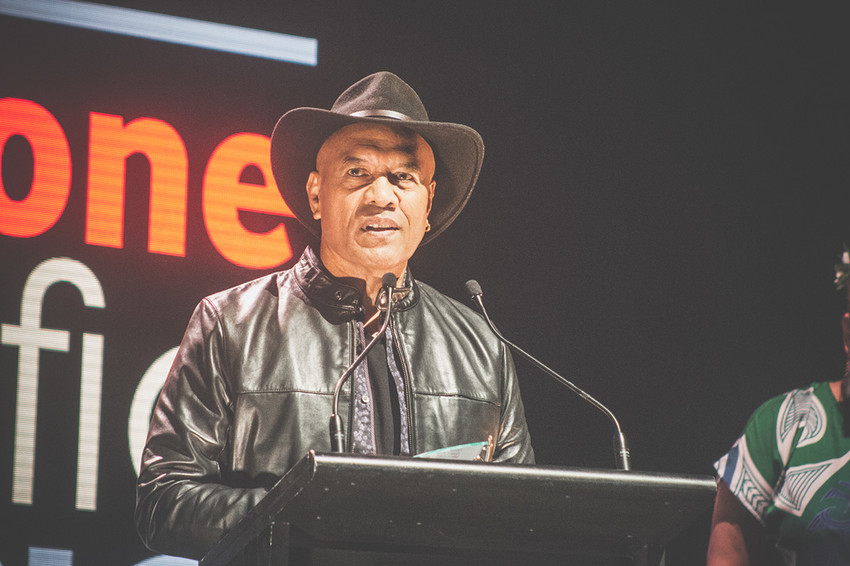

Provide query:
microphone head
left=465, top=279, right=483, bottom=297
left=382, top=273, right=398, bottom=288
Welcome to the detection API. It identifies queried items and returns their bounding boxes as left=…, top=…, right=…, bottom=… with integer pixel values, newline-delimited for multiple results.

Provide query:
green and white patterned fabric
left=715, top=381, right=850, bottom=564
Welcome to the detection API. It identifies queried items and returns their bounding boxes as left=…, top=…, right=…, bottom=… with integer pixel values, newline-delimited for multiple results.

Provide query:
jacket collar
left=292, top=246, right=418, bottom=323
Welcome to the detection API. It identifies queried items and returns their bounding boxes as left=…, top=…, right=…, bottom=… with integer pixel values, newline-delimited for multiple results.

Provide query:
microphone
left=465, top=280, right=631, bottom=471
left=329, top=273, right=398, bottom=453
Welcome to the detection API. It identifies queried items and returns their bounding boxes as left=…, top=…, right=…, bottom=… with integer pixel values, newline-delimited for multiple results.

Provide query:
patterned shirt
left=714, top=382, right=850, bottom=565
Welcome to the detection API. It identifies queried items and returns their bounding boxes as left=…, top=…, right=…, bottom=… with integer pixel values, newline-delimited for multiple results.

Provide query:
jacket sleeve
left=135, top=299, right=266, bottom=559
left=493, top=345, right=535, bottom=464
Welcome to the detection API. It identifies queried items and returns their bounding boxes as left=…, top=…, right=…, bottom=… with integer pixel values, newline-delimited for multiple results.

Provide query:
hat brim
left=270, top=107, right=484, bottom=245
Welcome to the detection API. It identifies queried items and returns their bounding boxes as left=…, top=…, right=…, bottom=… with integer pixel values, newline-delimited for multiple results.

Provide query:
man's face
left=306, top=123, right=436, bottom=279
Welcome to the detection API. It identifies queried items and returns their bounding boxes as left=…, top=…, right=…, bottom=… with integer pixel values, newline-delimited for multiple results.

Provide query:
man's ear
left=426, top=179, right=436, bottom=214
left=306, top=171, right=321, bottom=220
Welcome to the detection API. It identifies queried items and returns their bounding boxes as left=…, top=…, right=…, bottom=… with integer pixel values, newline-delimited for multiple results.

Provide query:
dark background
left=2, top=2, right=850, bottom=564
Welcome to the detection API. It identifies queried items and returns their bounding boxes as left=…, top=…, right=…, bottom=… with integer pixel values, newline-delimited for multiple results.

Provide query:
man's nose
left=365, top=175, right=398, bottom=207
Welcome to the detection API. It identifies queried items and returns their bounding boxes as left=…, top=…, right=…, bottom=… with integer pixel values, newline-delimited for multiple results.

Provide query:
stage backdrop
left=3, top=2, right=850, bottom=565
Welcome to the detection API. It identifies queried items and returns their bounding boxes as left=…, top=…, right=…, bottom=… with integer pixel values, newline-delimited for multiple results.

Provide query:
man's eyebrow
left=399, top=159, right=423, bottom=173
left=340, top=152, right=423, bottom=172
left=341, top=155, right=366, bottom=165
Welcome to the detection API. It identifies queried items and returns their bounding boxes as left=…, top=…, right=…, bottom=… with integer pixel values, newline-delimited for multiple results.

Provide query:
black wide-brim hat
left=270, top=72, right=484, bottom=244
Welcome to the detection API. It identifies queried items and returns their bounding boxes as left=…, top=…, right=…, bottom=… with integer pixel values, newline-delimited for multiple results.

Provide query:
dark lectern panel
left=201, top=452, right=716, bottom=566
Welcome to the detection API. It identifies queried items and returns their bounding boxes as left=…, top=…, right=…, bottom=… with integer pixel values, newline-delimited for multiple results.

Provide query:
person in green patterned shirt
left=706, top=250, right=850, bottom=565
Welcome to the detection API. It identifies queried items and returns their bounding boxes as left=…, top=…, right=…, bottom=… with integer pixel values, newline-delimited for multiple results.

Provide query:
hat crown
left=331, top=72, right=429, bottom=121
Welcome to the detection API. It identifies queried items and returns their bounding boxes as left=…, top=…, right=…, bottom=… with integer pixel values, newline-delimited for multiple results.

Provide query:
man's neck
left=315, top=246, right=405, bottom=317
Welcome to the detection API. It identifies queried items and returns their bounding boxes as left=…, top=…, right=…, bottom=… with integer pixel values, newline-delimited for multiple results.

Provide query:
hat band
left=350, top=109, right=412, bottom=121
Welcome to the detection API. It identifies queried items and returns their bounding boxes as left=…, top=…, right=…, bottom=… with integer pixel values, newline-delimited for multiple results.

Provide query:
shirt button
left=360, top=395, right=369, bottom=404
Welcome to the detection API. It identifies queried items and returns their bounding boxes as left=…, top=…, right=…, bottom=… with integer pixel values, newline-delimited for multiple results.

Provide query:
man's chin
left=353, top=247, right=413, bottom=274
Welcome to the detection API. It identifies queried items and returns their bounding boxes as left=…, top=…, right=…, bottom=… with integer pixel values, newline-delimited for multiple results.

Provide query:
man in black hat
left=135, top=72, right=535, bottom=559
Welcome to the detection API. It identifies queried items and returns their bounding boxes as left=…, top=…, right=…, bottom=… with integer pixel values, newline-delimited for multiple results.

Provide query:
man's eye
left=347, top=168, right=367, bottom=177
left=394, top=172, right=414, bottom=182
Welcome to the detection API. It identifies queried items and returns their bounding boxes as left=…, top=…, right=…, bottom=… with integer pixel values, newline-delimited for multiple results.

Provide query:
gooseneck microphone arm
left=465, top=280, right=631, bottom=471
left=329, top=273, right=398, bottom=453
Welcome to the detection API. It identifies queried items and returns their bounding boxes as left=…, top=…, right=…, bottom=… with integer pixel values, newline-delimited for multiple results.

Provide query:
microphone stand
left=466, top=280, right=631, bottom=471
left=329, top=274, right=397, bottom=453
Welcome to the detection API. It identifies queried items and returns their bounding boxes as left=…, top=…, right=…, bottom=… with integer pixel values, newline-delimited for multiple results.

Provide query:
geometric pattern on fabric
left=777, top=387, right=826, bottom=463
left=731, top=436, right=776, bottom=524
left=776, top=453, right=850, bottom=517
left=714, top=382, right=850, bottom=562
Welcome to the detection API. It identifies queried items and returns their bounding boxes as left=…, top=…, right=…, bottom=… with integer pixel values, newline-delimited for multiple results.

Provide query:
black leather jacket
left=135, top=247, right=534, bottom=558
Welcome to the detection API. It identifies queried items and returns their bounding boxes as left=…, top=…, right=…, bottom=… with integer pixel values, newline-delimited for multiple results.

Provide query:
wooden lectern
left=200, top=452, right=715, bottom=566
